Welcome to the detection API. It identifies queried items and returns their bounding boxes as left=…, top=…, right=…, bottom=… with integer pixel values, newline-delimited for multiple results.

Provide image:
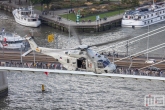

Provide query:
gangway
left=0, top=67, right=165, bottom=81
left=139, top=59, right=165, bottom=70
left=98, top=25, right=165, bottom=52
left=114, top=42, right=165, bottom=63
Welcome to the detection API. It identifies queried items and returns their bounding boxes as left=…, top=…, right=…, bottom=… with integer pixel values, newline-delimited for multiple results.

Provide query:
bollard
left=42, top=84, right=45, bottom=92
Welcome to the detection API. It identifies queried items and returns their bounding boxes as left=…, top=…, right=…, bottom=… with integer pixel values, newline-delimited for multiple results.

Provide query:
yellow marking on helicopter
left=36, top=48, right=40, bottom=52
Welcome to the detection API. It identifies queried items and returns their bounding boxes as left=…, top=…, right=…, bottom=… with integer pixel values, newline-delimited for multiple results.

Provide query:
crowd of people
left=1, top=61, right=64, bottom=70
left=0, top=61, right=164, bottom=77
left=115, top=67, right=164, bottom=77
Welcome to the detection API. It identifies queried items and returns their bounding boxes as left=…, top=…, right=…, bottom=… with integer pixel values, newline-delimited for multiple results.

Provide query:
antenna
left=147, top=25, right=149, bottom=61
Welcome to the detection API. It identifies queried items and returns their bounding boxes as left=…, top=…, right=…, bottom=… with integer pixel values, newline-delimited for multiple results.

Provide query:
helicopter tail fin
left=26, top=37, right=38, bottom=51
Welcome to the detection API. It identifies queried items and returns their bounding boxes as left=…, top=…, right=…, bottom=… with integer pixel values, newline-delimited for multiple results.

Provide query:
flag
left=2, top=28, right=5, bottom=33
left=96, top=15, right=100, bottom=21
left=47, top=34, right=54, bottom=42
left=44, top=72, right=49, bottom=76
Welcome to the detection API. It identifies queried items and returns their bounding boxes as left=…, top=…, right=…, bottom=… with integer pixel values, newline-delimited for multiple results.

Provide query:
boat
left=12, top=6, right=41, bottom=27
left=0, top=71, right=8, bottom=97
left=0, top=31, right=26, bottom=49
left=122, top=1, right=165, bottom=27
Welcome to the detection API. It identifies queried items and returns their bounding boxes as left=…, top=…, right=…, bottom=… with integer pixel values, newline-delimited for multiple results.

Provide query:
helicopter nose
left=110, top=63, right=116, bottom=71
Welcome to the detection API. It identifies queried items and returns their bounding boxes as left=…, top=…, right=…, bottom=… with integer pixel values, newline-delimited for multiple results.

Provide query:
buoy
left=42, top=84, right=45, bottom=92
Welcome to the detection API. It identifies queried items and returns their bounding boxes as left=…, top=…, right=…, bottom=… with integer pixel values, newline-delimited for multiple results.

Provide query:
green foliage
left=60, top=9, right=125, bottom=22
left=41, top=0, right=52, bottom=5
left=29, top=0, right=51, bottom=5
left=121, top=0, right=139, bottom=6
left=30, top=0, right=41, bottom=4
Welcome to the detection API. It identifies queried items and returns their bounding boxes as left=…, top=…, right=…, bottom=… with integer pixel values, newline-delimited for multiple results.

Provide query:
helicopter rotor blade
left=86, top=49, right=93, bottom=62
left=70, top=27, right=82, bottom=45
left=22, top=49, right=33, bottom=57
left=86, top=49, right=96, bottom=73
left=89, top=36, right=132, bottom=47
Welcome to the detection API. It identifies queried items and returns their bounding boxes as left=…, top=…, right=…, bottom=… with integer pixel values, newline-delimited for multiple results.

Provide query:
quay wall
left=0, top=1, right=122, bottom=33
left=0, top=71, right=8, bottom=98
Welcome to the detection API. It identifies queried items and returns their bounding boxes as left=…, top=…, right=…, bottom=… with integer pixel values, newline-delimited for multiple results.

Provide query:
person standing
left=60, top=64, right=63, bottom=70
left=160, top=71, right=163, bottom=77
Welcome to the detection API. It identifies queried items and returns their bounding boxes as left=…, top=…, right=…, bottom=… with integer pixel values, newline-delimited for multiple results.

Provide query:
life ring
left=3, top=43, right=8, bottom=46
left=4, top=38, right=6, bottom=42
left=3, top=38, right=7, bottom=46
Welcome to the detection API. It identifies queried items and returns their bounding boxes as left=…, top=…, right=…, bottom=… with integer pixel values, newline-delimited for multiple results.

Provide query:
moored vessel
left=12, top=6, right=41, bottom=27
left=122, top=1, right=165, bottom=27
left=0, top=31, right=26, bottom=49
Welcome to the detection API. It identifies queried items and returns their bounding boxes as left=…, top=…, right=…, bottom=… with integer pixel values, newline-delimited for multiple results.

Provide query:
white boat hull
left=0, top=42, right=25, bottom=49
left=12, top=9, right=41, bottom=27
left=0, top=32, right=26, bottom=49
left=122, top=2, right=165, bottom=28
left=122, top=16, right=165, bottom=27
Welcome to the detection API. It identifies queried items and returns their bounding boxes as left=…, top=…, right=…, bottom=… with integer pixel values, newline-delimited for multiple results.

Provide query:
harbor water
left=0, top=10, right=165, bottom=109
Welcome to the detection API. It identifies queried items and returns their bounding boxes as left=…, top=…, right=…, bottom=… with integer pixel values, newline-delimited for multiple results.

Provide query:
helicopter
left=23, top=37, right=116, bottom=73
left=22, top=28, right=132, bottom=74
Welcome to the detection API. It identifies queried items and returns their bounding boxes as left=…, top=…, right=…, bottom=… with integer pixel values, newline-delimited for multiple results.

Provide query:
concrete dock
left=0, top=1, right=123, bottom=33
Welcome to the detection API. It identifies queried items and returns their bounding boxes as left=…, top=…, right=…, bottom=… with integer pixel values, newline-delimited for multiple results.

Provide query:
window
left=67, top=59, right=69, bottom=63
left=32, top=19, right=37, bottom=21
left=97, top=62, right=104, bottom=68
left=6, top=40, right=24, bottom=44
left=138, top=16, right=141, bottom=19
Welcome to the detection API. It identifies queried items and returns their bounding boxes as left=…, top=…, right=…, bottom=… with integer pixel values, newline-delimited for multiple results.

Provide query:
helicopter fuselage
left=27, top=37, right=116, bottom=74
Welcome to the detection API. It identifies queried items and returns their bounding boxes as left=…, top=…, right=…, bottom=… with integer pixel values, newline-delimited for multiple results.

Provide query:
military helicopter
left=22, top=29, right=130, bottom=74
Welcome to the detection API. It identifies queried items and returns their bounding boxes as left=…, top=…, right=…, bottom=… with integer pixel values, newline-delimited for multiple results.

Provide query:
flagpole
left=2, top=30, right=4, bottom=57
left=147, top=25, right=149, bottom=61
left=20, top=45, right=23, bottom=67
left=2, top=33, right=4, bottom=57
left=33, top=50, right=35, bottom=64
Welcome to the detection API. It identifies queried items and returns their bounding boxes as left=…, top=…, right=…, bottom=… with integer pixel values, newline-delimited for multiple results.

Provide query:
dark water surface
left=0, top=10, right=165, bottom=110
left=1, top=72, right=165, bottom=110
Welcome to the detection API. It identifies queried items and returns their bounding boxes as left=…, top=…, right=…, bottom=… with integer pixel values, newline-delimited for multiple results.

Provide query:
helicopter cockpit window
left=97, top=62, right=104, bottom=68
left=79, top=51, right=83, bottom=54
left=97, top=60, right=104, bottom=68
left=67, top=59, right=69, bottom=63
left=103, top=60, right=110, bottom=67
left=65, top=52, right=68, bottom=54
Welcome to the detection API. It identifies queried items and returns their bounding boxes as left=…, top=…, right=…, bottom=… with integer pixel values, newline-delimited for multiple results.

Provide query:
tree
left=42, top=0, right=52, bottom=7
left=40, top=0, right=52, bottom=11
left=121, top=0, right=139, bottom=6
left=132, top=0, right=139, bottom=7
left=30, top=0, right=41, bottom=4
